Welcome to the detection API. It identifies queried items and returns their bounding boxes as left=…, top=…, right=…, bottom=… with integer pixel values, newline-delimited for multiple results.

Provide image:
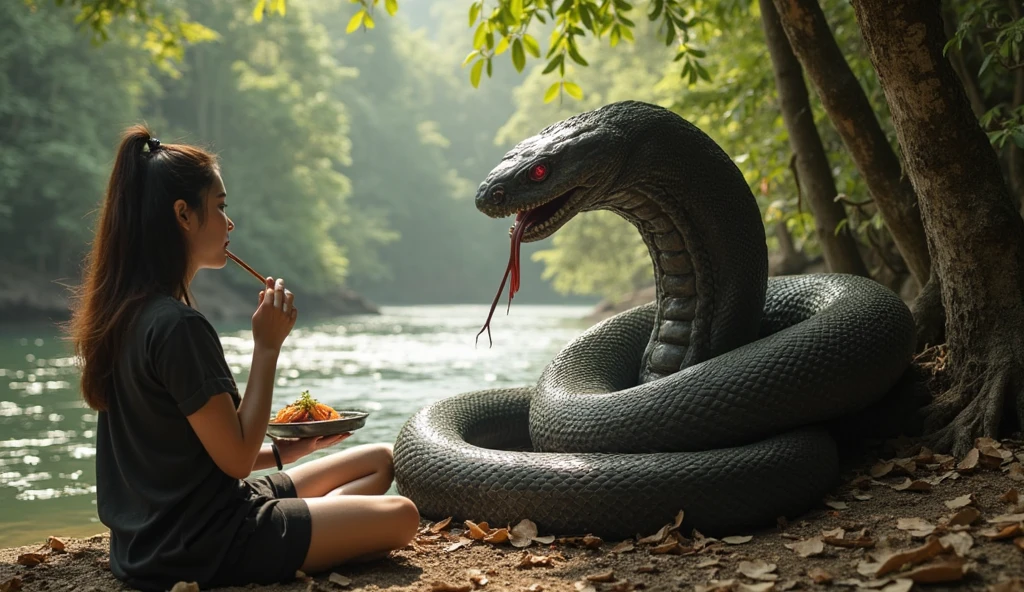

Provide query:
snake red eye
left=529, top=163, right=549, bottom=181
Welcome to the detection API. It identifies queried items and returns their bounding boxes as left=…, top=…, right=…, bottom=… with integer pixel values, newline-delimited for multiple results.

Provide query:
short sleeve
left=153, top=315, right=238, bottom=416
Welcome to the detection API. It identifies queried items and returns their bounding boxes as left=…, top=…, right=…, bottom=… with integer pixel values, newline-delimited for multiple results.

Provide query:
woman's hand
left=274, top=433, right=351, bottom=464
left=252, top=276, right=296, bottom=352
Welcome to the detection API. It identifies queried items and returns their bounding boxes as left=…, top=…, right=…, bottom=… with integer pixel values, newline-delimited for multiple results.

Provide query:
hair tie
left=146, top=138, right=161, bottom=153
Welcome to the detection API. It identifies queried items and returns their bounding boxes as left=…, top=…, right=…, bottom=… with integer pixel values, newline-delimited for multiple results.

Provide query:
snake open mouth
left=476, top=189, right=576, bottom=346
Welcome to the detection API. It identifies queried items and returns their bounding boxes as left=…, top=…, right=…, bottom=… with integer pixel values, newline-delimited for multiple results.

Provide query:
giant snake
left=392, top=101, right=915, bottom=538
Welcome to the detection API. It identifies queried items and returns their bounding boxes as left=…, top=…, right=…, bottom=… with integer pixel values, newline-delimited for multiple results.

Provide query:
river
left=0, top=304, right=593, bottom=548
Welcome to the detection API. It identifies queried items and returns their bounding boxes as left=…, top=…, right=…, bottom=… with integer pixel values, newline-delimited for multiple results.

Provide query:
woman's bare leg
left=286, top=443, right=394, bottom=497
left=299, top=495, right=419, bottom=573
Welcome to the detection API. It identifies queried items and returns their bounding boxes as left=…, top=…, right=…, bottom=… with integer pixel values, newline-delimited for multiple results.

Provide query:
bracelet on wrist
left=271, top=442, right=284, bottom=471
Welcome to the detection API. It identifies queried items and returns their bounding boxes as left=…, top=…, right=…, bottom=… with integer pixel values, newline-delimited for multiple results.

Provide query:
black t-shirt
left=96, top=295, right=258, bottom=590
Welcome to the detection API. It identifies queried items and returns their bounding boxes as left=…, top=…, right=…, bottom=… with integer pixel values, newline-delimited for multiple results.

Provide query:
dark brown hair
left=66, top=125, right=219, bottom=411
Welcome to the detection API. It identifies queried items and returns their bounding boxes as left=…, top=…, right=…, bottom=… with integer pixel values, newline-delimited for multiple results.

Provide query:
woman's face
left=178, top=170, right=234, bottom=272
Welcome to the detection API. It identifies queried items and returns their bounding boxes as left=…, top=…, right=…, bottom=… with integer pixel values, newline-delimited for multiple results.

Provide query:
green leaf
left=542, top=53, right=564, bottom=74
left=563, top=81, right=583, bottom=100
left=649, top=0, right=664, bottom=20
left=363, top=12, right=376, bottom=29
left=469, top=2, right=481, bottom=26
left=610, top=24, right=621, bottom=47
left=385, top=0, right=398, bottom=17
left=252, top=0, right=266, bottom=23
left=496, top=36, right=510, bottom=55
left=523, top=34, right=541, bottom=57
left=345, top=10, right=364, bottom=33
left=470, top=59, right=485, bottom=87
left=695, top=61, right=710, bottom=82
left=511, top=0, right=524, bottom=20
left=544, top=81, right=561, bottom=103
left=512, top=38, right=526, bottom=71
left=620, top=25, right=634, bottom=41
left=462, top=50, right=480, bottom=67
left=979, top=52, right=994, bottom=75
left=579, top=5, right=593, bottom=30
left=473, top=22, right=488, bottom=48
left=568, top=43, right=588, bottom=66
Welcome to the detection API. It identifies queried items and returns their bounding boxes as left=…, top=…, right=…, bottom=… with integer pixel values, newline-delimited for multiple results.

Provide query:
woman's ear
left=173, top=199, right=192, bottom=231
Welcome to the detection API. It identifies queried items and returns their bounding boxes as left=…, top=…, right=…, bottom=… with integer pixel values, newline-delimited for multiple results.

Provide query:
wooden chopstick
left=226, top=250, right=266, bottom=285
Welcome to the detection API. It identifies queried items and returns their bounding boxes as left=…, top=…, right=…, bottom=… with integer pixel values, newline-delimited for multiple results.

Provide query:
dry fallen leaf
left=610, top=541, right=635, bottom=553
left=637, top=524, right=671, bottom=545
left=467, top=569, right=488, bottom=588
left=957, top=448, right=980, bottom=472
left=465, top=520, right=489, bottom=540
left=430, top=517, right=453, bottom=533
left=891, top=478, right=932, bottom=492
left=870, top=461, right=895, bottom=478
left=896, top=517, right=935, bottom=538
left=987, top=513, right=1024, bottom=524
left=784, top=538, right=824, bottom=557
left=776, top=581, right=798, bottom=591
left=484, top=528, right=509, bottom=544
left=574, top=582, right=597, bottom=592
left=651, top=540, right=682, bottom=555
left=430, top=583, right=472, bottom=592
left=738, top=560, right=778, bottom=581
left=739, top=583, right=775, bottom=592
left=581, top=535, right=603, bottom=549
left=1013, top=537, right=1024, bottom=552
left=1000, top=489, right=1020, bottom=504
left=696, top=579, right=738, bottom=592
left=900, top=557, right=966, bottom=583
left=808, top=569, right=832, bottom=584
left=445, top=539, right=473, bottom=552
left=989, top=578, right=1024, bottom=592
left=880, top=580, right=914, bottom=592
left=586, top=570, right=616, bottom=583
left=822, top=527, right=844, bottom=539
left=169, top=583, right=200, bottom=592
left=979, top=446, right=1005, bottom=470
left=637, top=564, right=658, bottom=573
left=948, top=507, right=981, bottom=527
left=980, top=523, right=1023, bottom=540
left=525, top=585, right=543, bottom=592
left=723, top=535, right=753, bottom=545
left=944, top=494, right=974, bottom=509
left=874, top=538, right=950, bottom=577
left=824, top=534, right=875, bottom=549
left=15, top=553, right=45, bottom=567
left=46, top=536, right=65, bottom=553
left=1009, top=463, right=1024, bottom=482
left=329, top=573, right=352, bottom=587
left=0, top=577, right=22, bottom=592
left=825, top=500, right=849, bottom=510
left=939, top=531, right=974, bottom=555
left=698, top=558, right=722, bottom=568
left=893, top=459, right=917, bottom=476
left=516, top=552, right=562, bottom=569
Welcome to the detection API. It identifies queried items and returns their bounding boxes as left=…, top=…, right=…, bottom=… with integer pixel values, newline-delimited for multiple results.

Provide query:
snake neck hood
left=475, top=101, right=768, bottom=382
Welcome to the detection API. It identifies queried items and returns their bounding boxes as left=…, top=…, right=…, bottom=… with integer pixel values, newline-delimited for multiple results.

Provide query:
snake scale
left=393, top=101, right=916, bottom=539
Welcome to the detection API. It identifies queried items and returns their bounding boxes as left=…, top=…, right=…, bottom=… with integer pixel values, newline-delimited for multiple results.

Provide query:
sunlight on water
left=0, top=305, right=592, bottom=547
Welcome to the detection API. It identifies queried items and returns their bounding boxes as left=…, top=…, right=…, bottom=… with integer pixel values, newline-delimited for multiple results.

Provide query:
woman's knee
left=388, top=496, right=420, bottom=545
left=360, top=442, right=394, bottom=479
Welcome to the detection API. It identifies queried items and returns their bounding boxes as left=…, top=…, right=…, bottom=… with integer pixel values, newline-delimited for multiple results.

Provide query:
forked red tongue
left=475, top=212, right=533, bottom=347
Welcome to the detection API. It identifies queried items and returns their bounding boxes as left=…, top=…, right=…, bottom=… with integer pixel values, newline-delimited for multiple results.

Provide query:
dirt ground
left=3, top=357, right=1024, bottom=592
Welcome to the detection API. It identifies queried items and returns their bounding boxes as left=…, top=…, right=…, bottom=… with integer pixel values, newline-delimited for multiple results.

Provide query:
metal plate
left=266, top=412, right=369, bottom=439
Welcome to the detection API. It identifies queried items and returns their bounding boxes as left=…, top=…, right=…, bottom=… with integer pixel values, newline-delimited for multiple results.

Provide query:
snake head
left=475, top=105, right=628, bottom=242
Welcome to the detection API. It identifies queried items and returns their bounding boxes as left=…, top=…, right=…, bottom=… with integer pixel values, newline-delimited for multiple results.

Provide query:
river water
left=0, top=304, right=593, bottom=548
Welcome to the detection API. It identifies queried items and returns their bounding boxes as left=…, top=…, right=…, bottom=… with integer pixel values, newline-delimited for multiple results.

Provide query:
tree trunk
left=852, top=0, right=1024, bottom=455
left=941, top=4, right=987, bottom=121
left=771, top=0, right=943, bottom=348
left=760, top=0, right=869, bottom=277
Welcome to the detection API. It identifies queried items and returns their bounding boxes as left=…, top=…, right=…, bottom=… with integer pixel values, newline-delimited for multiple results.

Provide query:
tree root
left=920, top=351, right=1024, bottom=456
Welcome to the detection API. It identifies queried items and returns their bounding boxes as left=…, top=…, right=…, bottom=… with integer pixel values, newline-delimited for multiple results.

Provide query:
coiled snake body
left=393, top=101, right=915, bottom=538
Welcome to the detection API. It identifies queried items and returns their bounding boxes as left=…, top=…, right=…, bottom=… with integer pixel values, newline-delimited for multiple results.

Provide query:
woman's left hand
left=273, top=433, right=351, bottom=464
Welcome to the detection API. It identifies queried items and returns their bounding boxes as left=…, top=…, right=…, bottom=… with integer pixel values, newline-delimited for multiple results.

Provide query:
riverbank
left=0, top=261, right=379, bottom=325
left=2, top=434, right=1023, bottom=592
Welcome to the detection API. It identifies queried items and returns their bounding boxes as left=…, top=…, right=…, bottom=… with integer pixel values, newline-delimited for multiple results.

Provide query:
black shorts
left=208, top=472, right=313, bottom=587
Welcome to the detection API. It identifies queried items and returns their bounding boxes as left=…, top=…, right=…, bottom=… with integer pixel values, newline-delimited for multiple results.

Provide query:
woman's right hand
left=252, top=277, right=297, bottom=352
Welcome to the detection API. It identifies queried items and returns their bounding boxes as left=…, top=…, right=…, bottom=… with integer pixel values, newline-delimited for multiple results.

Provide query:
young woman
left=66, top=126, right=419, bottom=591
